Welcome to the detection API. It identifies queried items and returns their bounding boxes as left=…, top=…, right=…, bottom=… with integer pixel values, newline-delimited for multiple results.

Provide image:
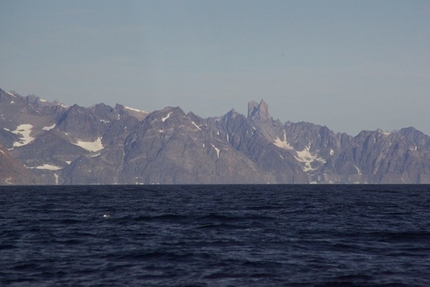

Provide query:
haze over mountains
left=1, top=88, right=429, bottom=184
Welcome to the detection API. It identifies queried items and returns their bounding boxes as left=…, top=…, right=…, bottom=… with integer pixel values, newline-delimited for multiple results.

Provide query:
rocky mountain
left=1, top=88, right=429, bottom=184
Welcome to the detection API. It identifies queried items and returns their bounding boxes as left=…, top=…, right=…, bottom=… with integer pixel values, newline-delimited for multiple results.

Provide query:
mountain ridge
left=1, top=88, right=429, bottom=184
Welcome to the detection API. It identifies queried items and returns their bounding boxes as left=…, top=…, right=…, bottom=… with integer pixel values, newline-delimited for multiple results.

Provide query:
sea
left=1, top=185, right=430, bottom=287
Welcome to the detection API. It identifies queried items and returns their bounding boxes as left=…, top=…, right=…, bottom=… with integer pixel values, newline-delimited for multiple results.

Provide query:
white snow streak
left=211, top=144, right=220, bottom=158
left=330, top=149, right=334, bottom=155
left=161, top=112, right=172, bottom=122
left=125, top=106, right=147, bottom=113
left=89, top=153, right=101, bottom=158
left=74, top=137, right=104, bottom=152
left=6, top=91, right=16, bottom=97
left=191, top=121, right=201, bottom=130
left=5, top=177, right=13, bottom=184
left=30, top=164, right=62, bottom=171
left=354, top=165, right=362, bottom=175
left=54, top=173, right=59, bottom=184
left=10, top=124, right=35, bottom=147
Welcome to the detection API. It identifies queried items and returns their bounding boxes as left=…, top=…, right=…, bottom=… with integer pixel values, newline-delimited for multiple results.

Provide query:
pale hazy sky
left=1, top=0, right=429, bottom=135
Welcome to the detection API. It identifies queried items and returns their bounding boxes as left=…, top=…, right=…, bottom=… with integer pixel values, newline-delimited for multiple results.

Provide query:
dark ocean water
left=1, top=185, right=430, bottom=287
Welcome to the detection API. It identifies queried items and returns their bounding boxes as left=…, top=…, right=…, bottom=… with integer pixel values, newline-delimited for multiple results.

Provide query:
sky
left=1, top=0, right=430, bottom=135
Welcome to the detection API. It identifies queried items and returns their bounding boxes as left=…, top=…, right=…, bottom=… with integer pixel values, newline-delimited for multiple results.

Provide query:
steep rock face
left=320, top=128, right=430, bottom=183
left=119, top=107, right=272, bottom=184
left=0, top=144, right=39, bottom=184
left=214, top=108, right=308, bottom=183
left=281, top=121, right=352, bottom=182
left=56, top=104, right=106, bottom=141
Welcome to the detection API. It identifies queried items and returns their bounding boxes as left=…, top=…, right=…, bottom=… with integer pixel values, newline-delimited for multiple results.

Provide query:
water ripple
left=1, top=185, right=430, bottom=286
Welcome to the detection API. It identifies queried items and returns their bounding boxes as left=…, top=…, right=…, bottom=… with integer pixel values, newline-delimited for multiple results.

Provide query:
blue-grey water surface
left=1, top=185, right=430, bottom=286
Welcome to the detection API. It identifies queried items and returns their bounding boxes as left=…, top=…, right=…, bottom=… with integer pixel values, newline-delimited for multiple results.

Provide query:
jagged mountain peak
left=247, top=99, right=271, bottom=122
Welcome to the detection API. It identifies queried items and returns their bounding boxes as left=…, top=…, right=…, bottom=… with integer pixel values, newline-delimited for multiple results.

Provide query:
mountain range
left=1, top=88, right=429, bottom=184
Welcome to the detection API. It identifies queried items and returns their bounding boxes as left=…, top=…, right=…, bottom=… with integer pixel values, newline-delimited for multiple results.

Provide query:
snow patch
left=273, top=131, right=293, bottom=150
left=65, top=161, right=71, bottom=164
left=54, top=173, right=59, bottom=184
left=330, top=149, right=334, bottom=155
left=42, top=123, right=56, bottom=131
left=295, top=146, right=326, bottom=172
left=73, top=137, right=104, bottom=152
left=99, top=119, right=110, bottom=123
left=274, top=137, right=293, bottom=150
left=30, top=164, right=62, bottom=171
left=161, top=112, right=172, bottom=122
left=39, top=98, right=47, bottom=103
left=211, top=144, right=220, bottom=158
left=10, top=124, right=35, bottom=147
left=10, top=100, right=14, bottom=104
